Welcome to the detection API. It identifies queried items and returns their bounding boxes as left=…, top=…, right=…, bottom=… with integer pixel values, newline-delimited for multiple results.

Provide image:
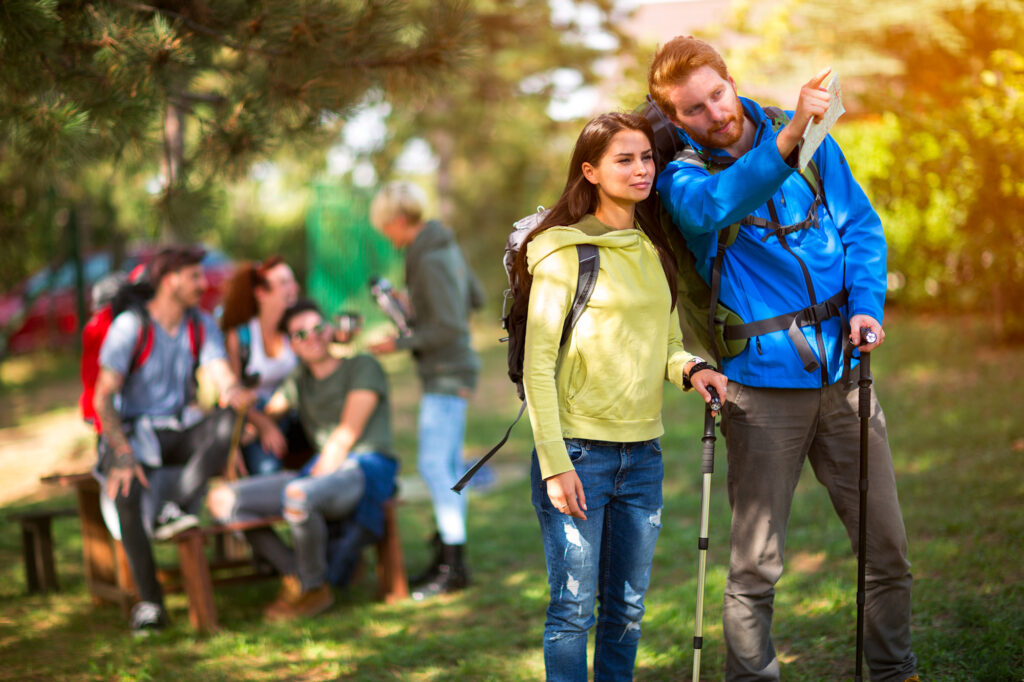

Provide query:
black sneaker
left=129, top=601, right=168, bottom=637
left=152, top=501, right=200, bottom=541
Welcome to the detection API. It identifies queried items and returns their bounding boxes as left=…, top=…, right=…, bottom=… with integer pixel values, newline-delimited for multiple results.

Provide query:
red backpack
left=80, top=274, right=204, bottom=433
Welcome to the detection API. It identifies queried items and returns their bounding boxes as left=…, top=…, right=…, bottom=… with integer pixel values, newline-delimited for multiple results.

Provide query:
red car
left=0, top=247, right=233, bottom=355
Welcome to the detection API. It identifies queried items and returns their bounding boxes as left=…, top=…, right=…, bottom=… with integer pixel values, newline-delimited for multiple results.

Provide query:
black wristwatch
left=683, top=356, right=716, bottom=390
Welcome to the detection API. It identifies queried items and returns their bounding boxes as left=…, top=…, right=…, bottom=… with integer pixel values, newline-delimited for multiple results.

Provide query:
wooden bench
left=40, top=472, right=409, bottom=632
left=9, top=507, right=79, bottom=594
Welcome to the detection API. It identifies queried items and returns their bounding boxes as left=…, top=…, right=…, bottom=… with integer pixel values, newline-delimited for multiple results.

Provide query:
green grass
left=1, top=312, right=1022, bottom=680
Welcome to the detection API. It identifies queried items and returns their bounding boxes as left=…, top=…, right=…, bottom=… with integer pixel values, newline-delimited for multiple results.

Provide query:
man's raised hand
left=776, top=67, right=833, bottom=159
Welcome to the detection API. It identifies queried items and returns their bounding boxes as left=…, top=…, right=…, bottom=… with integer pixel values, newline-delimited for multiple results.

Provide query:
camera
left=335, top=311, right=364, bottom=337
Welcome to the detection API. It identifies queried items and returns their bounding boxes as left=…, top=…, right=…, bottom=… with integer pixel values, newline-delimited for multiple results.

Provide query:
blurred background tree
left=727, top=0, right=1024, bottom=342
left=334, top=0, right=633, bottom=294
left=3, top=0, right=1021, bottom=351
left=0, top=0, right=474, bottom=291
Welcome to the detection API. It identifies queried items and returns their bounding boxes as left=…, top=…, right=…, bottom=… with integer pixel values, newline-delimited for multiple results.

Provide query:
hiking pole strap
left=452, top=400, right=527, bottom=493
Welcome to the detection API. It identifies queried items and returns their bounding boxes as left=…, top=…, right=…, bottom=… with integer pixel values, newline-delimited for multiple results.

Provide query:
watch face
left=691, top=356, right=706, bottom=367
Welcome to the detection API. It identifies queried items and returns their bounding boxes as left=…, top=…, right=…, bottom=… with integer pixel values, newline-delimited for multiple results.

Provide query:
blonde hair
left=369, top=181, right=428, bottom=230
left=648, top=36, right=730, bottom=116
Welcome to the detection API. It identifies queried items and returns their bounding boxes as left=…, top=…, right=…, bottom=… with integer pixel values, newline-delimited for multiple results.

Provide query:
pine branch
left=110, top=0, right=284, bottom=57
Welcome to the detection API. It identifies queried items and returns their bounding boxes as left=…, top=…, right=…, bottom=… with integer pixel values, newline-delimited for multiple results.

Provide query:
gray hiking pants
left=217, top=458, right=365, bottom=591
left=721, top=381, right=917, bottom=682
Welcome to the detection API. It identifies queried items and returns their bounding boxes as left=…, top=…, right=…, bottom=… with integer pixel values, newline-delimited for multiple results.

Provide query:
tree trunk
left=161, top=102, right=186, bottom=242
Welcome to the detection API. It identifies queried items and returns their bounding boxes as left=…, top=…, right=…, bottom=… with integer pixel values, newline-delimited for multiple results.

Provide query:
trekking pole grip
left=701, top=386, right=719, bottom=474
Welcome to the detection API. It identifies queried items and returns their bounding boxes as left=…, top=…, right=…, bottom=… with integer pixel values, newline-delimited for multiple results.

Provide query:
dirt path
left=0, top=381, right=94, bottom=506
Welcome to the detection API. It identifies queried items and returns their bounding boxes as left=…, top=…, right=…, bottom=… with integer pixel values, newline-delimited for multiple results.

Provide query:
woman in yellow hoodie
left=511, top=112, right=728, bottom=681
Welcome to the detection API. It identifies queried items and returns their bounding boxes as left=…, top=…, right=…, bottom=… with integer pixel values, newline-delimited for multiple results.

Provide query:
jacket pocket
left=565, top=345, right=589, bottom=410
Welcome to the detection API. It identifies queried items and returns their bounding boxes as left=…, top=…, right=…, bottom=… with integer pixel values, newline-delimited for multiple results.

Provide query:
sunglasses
left=290, top=321, right=328, bottom=341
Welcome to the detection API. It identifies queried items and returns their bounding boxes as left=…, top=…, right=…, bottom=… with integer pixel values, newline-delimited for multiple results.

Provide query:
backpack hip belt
left=722, top=288, right=848, bottom=373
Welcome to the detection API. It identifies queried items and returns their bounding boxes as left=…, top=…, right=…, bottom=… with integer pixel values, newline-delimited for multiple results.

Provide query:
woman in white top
left=220, top=256, right=303, bottom=474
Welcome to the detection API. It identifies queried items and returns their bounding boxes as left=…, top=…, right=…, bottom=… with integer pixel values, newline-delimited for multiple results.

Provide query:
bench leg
left=21, top=518, right=59, bottom=594
left=175, top=529, right=219, bottom=633
left=376, top=503, right=409, bottom=603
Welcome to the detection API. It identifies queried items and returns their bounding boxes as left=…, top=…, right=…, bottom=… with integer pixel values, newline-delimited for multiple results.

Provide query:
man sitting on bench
left=208, top=299, right=399, bottom=621
left=94, top=245, right=253, bottom=636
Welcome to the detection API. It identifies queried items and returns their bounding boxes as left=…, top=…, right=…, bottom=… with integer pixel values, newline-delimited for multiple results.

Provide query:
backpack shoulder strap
left=129, top=309, right=154, bottom=374
left=236, top=321, right=251, bottom=372
left=560, top=244, right=599, bottom=346
left=185, top=308, right=204, bottom=363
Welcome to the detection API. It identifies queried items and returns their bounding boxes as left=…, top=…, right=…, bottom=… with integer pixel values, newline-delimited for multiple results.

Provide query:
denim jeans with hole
left=216, top=457, right=365, bottom=591
left=418, top=393, right=469, bottom=545
left=531, top=438, right=664, bottom=682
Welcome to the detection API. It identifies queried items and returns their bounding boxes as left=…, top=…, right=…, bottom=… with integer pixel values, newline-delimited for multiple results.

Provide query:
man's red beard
left=685, top=96, right=745, bottom=150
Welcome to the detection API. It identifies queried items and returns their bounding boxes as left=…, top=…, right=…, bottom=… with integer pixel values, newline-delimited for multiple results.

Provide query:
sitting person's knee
left=207, top=485, right=236, bottom=521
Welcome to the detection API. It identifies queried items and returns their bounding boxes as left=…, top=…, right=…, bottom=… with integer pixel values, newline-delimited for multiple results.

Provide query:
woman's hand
left=691, top=369, right=729, bottom=417
left=545, top=470, right=588, bottom=520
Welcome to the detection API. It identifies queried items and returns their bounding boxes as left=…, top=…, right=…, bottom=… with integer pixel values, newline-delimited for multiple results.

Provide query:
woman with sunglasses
left=220, top=256, right=304, bottom=474
left=512, top=112, right=728, bottom=681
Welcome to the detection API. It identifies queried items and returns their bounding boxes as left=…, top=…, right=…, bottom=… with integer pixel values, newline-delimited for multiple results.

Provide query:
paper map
left=798, top=75, right=845, bottom=171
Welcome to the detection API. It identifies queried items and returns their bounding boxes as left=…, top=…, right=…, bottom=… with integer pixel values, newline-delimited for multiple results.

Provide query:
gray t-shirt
left=99, top=309, right=226, bottom=419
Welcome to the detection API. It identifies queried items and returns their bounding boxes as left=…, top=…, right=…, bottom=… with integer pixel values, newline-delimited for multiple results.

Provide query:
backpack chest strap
left=743, top=194, right=823, bottom=241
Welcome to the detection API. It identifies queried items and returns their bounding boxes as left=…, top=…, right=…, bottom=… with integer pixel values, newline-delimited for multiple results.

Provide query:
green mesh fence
left=306, top=183, right=404, bottom=330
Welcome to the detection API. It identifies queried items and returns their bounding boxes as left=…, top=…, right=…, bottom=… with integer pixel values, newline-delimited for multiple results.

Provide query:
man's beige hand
left=777, top=67, right=833, bottom=158
left=106, top=461, right=149, bottom=499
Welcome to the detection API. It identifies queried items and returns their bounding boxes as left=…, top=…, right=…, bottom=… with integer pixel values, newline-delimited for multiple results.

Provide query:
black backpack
left=452, top=209, right=599, bottom=493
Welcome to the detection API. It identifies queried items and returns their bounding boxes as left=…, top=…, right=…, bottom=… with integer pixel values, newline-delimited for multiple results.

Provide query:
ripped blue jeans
left=531, top=438, right=664, bottom=682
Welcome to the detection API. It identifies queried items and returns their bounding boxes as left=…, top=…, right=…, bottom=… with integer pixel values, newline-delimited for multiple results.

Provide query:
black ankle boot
left=411, top=543, right=469, bottom=600
left=409, top=532, right=443, bottom=587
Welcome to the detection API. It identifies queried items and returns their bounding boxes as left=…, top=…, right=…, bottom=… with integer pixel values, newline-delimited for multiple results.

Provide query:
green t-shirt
left=275, top=354, right=393, bottom=456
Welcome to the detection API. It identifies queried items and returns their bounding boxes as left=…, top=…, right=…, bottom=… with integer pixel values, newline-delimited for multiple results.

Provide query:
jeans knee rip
left=283, top=486, right=308, bottom=522
left=565, top=573, right=580, bottom=598
left=648, top=507, right=662, bottom=527
left=284, top=506, right=307, bottom=523
left=563, top=522, right=582, bottom=548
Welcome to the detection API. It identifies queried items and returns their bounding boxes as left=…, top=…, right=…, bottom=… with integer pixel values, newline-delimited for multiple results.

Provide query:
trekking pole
left=855, top=327, right=876, bottom=682
left=693, top=385, right=721, bottom=682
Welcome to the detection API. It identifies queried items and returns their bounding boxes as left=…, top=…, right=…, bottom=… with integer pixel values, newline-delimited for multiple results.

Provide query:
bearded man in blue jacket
left=649, top=36, right=918, bottom=682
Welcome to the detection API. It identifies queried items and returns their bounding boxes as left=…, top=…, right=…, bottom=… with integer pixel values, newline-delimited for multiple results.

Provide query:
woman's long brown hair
left=509, top=112, right=678, bottom=312
left=219, top=255, right=285, bottom=331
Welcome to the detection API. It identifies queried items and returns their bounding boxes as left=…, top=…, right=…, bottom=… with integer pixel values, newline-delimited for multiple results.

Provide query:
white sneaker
left=129, top=600, right=167, bottom=637
left=152, top=501, right=199, bottom=541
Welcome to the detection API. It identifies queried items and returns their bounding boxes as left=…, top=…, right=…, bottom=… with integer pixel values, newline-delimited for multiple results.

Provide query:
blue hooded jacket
left=657, top=97, right=887, bottom=389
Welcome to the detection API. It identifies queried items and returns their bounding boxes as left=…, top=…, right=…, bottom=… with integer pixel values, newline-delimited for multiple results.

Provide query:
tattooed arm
left=94, top=367, right=148, bottom=499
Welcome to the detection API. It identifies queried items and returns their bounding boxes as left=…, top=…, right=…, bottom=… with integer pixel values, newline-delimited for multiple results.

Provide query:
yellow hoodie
left=523, top=215, right=695, bottom=479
